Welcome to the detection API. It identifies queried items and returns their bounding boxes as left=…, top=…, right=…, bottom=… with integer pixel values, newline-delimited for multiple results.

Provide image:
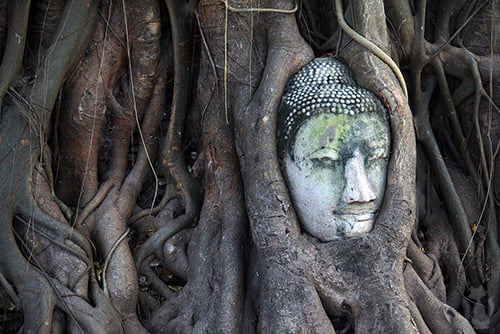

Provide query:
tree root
left=0, top=0, right=31, bottom=99
left=128, top=184, right=176, bottom=224
left=136, top=215, right=197, bottom=281
left=56, top=0, right=125, bottom=206
left=334, top=0, right=407, bottom=97
left=413, top=72, right=478, bottom=283
left=17, top=203, right=93, bottom=264
left=0, top=208, right=124, bottom=333
left=404, top=264, right=475, bottom=333
left=75, top=179, right=115, bottom=228
left=136, top=0, right=202, bottom=297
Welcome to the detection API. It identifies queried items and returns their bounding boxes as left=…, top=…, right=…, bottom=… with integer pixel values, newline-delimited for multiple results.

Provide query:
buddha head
left=277, top=58, right=390, bottom=241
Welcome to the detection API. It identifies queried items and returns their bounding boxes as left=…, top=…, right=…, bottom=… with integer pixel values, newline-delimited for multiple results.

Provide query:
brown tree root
left=0, top=0, right=132, bottom=331
left=56, top=0, right=126, bottom=206
left=404, top=264, right=475, bottom=333
left=0, top=208, right=124, bottom=333
left=80, top=82, right=165, bottom=333
left=49, top=1, right=165, bottom=331
left=0, top=115, right=121, bottom=332
left=140, top=1, right=251, bottom=330
left=0, top=0, right=30, bottom=100
left=136, top=0, right=202, bottom=305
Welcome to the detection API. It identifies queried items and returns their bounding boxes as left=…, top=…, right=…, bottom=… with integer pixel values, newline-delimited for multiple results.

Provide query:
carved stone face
left=283, top=112, right=390, bottom=241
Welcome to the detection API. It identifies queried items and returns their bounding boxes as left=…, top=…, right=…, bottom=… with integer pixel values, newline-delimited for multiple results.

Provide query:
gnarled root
left=404, top=264, right=475, bottom=333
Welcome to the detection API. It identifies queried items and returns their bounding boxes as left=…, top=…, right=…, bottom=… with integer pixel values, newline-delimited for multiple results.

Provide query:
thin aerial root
left=468, top=57, right=491, bottom=191
left=120, top=75, right=166, bottom=212
left=424, top=3, right=486, bottom=66
left=75, top=179, right=115, bottom=227
left=481, top=89, right=500, bottom=115
left=334, top=0, right=407, bottom=97
left=102, top=228, right=130, bottom=297
left=18, top=204, right=93, bottom=259
left=413, top=100, right=476, bottom=282
left=432, top=59, right=477, bottom=180
left=14, top=214, right=92, bottom=271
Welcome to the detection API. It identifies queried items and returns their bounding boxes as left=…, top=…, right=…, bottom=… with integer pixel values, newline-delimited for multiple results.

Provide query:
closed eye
left=312, top=156, right=341, bottom=168
left=368, top=155, right=388, bottom=161
left=366, top=155, right=389, bottom=167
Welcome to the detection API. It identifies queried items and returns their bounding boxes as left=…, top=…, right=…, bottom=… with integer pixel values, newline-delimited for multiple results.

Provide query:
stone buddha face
left=283, top=112, right=390, bottom=240
left=277, top=57, right=390, bottom=241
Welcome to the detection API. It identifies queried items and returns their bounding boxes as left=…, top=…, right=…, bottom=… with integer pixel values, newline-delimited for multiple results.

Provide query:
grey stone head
left=277, top=57, right=391, bottom=240
left=277, top=57, right=386, bottom=161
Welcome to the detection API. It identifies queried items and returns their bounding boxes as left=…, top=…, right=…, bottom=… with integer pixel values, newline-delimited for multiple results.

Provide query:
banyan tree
left=0, top=0, right=498, bottom=332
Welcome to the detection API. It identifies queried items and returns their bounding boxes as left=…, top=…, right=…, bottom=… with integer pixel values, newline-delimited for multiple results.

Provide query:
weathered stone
left=277, top=58, right=390, bottom=240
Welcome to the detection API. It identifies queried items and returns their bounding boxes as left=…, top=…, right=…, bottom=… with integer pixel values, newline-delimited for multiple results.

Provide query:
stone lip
left=300, top=212, right=376, bottom=242
left=337, top=213, right=375, bottom=222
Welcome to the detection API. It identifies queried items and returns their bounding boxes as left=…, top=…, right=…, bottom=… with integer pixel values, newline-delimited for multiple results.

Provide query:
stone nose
left=342, top=151, right=376, bottom=204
